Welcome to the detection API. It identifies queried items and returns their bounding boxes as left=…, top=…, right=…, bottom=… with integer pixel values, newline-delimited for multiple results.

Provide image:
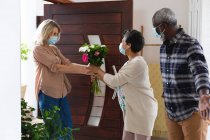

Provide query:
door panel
left=54, top=13, right=122, bottom=24
left=44, top=1, right=132, bottom=139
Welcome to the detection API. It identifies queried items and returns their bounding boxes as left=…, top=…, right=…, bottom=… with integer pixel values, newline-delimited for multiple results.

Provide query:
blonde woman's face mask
left=48, top=27, right=59, bottom=45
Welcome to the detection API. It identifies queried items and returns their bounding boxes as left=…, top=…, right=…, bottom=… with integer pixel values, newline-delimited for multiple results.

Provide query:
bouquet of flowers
left=79, top=43, right=108, bottom=95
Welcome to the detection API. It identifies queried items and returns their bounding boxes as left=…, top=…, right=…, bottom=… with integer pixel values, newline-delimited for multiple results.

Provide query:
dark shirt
left=160, top=28, right=210, bottom=121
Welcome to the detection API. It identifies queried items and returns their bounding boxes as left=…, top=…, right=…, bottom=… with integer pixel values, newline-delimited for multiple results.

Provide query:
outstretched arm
left=187, top=44, right=210, bottom=119
left=88, top=60, right=144, bottom=88
left=52, top=63, right=91, bottom=75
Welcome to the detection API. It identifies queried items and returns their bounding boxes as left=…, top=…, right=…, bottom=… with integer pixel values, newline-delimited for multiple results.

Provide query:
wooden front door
left=44, top=1, right=132, bottom=139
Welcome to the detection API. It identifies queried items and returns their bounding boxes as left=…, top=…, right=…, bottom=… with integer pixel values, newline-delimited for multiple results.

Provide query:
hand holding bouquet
left=79, top=43, right=108, bottom=95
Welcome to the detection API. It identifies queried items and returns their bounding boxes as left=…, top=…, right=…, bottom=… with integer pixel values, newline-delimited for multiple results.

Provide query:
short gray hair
left=153, top=8, right=177, bottom=26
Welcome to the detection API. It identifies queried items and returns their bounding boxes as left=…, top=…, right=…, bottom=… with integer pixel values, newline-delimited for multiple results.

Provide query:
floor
left=151, top=137, right=167, bottom=140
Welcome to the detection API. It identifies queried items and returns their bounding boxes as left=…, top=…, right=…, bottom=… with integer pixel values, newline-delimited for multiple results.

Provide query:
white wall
left=21, top=0, right=37, bottom=116
left=36, top=0, right=52, bottom=16
left=201, top=0, right=210, bottom=67
left=0, top=1, right=21, bottom=139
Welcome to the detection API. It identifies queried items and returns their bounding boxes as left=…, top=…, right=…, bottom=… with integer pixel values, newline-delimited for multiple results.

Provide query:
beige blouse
left=103, top=56, right=158, bottom=136
left=33, top=45, right=72, bottom=99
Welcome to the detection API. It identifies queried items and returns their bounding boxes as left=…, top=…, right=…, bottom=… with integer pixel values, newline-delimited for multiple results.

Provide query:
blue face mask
left=152, top=27, right=161, bottom=38
left=119, top=43, right=126, bottom=55
left=48, top=36, right=58, bottom=45
left=152, top=24, right=166, bottom=41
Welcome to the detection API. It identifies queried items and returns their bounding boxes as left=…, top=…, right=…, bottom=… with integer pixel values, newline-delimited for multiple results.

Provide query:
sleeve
left=33, top=46, right=59, bottom=72
left=103, top=59, right=145, bottom=88
left=187, top=44, right=210, bottom=92
left=55, top=47, right=71, bottom=65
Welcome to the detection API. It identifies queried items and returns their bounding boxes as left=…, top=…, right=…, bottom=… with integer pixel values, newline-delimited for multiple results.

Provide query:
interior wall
left=0, top=1, right=21, bottom=139
left=201, top=0, right=210, bottom=67
left=21, top=0, right=37, bottom=116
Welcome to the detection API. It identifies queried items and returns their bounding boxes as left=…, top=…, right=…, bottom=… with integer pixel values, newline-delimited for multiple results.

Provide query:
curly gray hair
left=152, top=8, right=177, bottom=26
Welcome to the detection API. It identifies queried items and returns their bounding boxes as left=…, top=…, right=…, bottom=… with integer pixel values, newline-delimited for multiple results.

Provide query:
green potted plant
left=21, top=98, right=47, bottom=140
left=21, top=98, right=79, bottom=140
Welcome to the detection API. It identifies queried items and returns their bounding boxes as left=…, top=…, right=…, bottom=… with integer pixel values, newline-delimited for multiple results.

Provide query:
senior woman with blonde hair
left=33, top=19, right=90, bottom=139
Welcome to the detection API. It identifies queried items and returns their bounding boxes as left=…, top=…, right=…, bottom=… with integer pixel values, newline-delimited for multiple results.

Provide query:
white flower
left=90, top=45, right=95, bottom=48
left=101, top=45, right=106, bottom=48
left=79, top=46, right=89, bottom=52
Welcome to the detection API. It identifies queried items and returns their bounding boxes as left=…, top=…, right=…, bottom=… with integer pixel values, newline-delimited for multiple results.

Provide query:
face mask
left=152, top=27, right=166, bottom=41
left=48, top=36, right=58, bottom=45
left=119, top=43, right=126, bottom=55
left=152, top=27, right=161, bottom=38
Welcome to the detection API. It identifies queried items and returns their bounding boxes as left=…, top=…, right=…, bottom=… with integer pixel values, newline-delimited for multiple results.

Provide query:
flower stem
left=91, top=79, right=101, bottom=95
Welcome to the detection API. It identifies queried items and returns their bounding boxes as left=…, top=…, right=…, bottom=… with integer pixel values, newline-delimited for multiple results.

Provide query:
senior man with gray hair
left=152, top=8, right=210, bottom=140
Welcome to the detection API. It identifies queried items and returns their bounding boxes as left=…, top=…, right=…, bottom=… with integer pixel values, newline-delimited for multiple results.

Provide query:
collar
left=163, top=28, right=185, bottom=45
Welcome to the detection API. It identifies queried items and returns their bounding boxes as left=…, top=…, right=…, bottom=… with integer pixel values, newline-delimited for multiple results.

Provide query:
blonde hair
left=34, top=19, right=61, bottom=46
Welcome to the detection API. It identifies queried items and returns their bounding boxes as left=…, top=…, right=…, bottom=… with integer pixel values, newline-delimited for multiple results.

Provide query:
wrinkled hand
left=199, top=94, right=210, bottom=120
left=90, top=75, right=97, bottom=82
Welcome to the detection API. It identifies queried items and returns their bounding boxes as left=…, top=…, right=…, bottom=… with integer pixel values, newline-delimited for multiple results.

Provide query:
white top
left=104, top=56, right=158, bottom=136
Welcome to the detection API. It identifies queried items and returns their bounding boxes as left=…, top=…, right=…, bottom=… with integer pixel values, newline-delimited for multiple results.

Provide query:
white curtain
left=188, top=0, right=202, bottom=41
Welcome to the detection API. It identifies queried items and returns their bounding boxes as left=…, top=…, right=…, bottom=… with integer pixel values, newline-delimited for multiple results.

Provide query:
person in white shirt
left=88, top=29, right=158, bottom=140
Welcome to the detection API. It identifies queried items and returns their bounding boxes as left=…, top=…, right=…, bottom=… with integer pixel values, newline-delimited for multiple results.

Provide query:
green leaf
left=21, top=43, right=30, bottom=61
left=21, top=99, right=79, bottom=139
